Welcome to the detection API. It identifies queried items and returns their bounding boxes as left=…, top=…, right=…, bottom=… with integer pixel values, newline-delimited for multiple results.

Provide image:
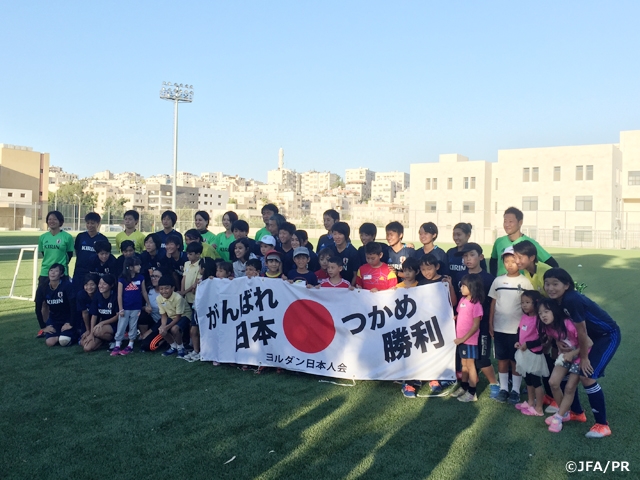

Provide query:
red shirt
left=320, top=278, right=351, bottom=288
left=355, top=263, right=397, bottom=291
left=315, top=269, right=329, bottom=281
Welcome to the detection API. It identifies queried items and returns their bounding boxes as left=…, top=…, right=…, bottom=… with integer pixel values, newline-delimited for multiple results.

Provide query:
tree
left=48, top=181, right=97, bottom=209
left=331, top=175, right=345, bottom=189
left=103, top=197, right=128, bottom=224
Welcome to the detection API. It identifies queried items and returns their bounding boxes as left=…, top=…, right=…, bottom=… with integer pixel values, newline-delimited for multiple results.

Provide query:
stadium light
left=159, top=82, right=194, bottom=210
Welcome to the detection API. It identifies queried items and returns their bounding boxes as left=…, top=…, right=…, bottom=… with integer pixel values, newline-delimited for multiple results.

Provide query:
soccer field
left=1, top=232, right=638, bottom=479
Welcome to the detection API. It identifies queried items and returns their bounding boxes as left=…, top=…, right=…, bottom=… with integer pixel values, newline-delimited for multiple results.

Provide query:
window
left=630, top=171, right=640, bottom=185
left=532, top=167, right=539, bottom=182
left=462, top=201, right=475, bottom=213
left=553, top=196, right=560, bottom=211
left=470, top=177, right=476, bottom=189
left=20, top=193, right=25, bottom=198
left=218, top=195, right=222, bottom=198
left=463, top=177, right=469, bottom=189
left=553, top=226, right=560, bottom=242
left=586, top=165, right=593, bottom=180
left=425, top=178, right=431, bottom=190
left=425, top=201, right=437, bottom=213
left=575, top=227, right=593, bottom=242
left=495, top=178, right=499, bottom=190
left=576, top=165, right=583, bottom=180
left=433, top=178, right=438, bottom=190
left=7, top=192, right=12, bottom=197
left=447, top=178, right=453, bottom=189
left=523, top=168, right=530, bottom=182
left=446, top=201, right=452, bottom=213
left=554, top=166, right=561, bottom=181
left=522, top=196, right=538, bottom=211
left=575, top=196, right=593, bottom=211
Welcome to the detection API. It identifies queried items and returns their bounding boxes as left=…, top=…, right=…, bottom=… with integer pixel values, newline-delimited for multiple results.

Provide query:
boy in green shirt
left=116, top=210, right=145, bottom=253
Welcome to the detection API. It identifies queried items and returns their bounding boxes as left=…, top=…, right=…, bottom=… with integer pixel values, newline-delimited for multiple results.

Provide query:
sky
left=1, top=1, right=639, bottom=182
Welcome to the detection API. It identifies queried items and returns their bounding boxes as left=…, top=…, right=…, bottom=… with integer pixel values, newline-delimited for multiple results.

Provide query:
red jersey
left=355, top=263, right=397, bottom=291
left=319, top=278, right=352, bottom=288
left=315, top=269, right=329, bottom=281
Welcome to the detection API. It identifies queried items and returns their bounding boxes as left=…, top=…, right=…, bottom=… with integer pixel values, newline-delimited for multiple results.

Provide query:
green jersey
left=255, top=227, right=270, bottom=242
left=38, top=230, right=74, bottom=276
left=200, top=230, right=217, bottom=245
left=490, top=234, right=551, bottom=276
left=215, top=231, right=235, bottom=262
left=115, top=230, right=146, bottom=253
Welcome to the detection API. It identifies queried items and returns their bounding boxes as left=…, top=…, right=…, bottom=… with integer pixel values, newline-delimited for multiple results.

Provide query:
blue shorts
left=45, top=318, right=76, bottom=344
left=589, top=328, right=621, bottom=379
left=166, top=316, right=190, bottom=332
left=458, top=344, right=479, bottom=359
left=190, top=309, right=198, bottom=327
left=494, top=332, right=518, bottom=361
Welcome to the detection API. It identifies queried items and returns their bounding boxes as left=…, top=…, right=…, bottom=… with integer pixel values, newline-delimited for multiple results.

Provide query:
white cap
left=260, top=235, right=276, bottom=247
left=502, top=246, right=515, bottom=257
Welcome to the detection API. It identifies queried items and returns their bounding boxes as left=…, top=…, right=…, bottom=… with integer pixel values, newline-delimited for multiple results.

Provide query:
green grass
left=1, top=233, right=639, bottom=479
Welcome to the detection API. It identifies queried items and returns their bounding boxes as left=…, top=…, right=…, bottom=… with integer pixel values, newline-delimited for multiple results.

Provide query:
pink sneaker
left=521, top=406, right=544, bottom=416
left=515, top=401, right=531, bottom=411
left=110, top=346, right=121, bottom=356
left=548, top=414, right=564, bottom=433
left=545, top=412, right=569, bottom=426
left=119, top=346, right=133, bottom=356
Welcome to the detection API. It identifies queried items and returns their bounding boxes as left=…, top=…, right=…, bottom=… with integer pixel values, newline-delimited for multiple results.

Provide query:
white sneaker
left=545, top=404, right=560, bottom=414
left=186, top=352, right=201, bottom=363
left=180, top=351, right=194, bottom=361
left=449, top=386, right=466, bottom=398
left=457, top=392, right=478, bottom=402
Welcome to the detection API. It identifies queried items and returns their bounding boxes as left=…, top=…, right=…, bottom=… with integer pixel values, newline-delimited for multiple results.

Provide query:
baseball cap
left=293, top=247, right=310, bottom=258
left=501, top=246, right=515, bottom=257
left=259, top=235, right=276, bottom=247
left=454, top=242, right=483, bottom=257
left=265, top=249, right=282, bottom=262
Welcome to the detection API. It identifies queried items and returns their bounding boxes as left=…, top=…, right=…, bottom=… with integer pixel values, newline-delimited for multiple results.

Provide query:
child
left=194, top=210, right=216, bottom=245
left=228, top=220, right=258, bottom=262
left=140, top=233, right=163, bottom=286
left=233, top=238, right=258, bottom=278
left=317, top=209, right=339, bottom=251
left=543, top=268, right=620, bottom=438
left=116, top=209, right=145, bottom=253
left=278, top=221, right=297, bottom=273
left=318, top=257, right=354, bottom=289
left=512, top=240, right=551, bottom=296
left=41, top=263, right=76, bottom=347
left=89, top=241, right=118, bottom=278
left=113, top=256, right=150, bottom=356
left=418, top=254, right=457, bottom=305
left=245, top=258, right=262, bottom=278
left=449, top=274, right=485, bottom=402
left=455, top=243, right=499, bottom=397
left=538, top=298, right=592, bottom=433
left=355, top=242, right=397, bottom=292
left=264, top=250, right=285, bottom=279
left=413, top=222, right=448, bottom=276
left=330, top=222, right=361, bottom=285
left=446, top=222, right=487, bottom=298
left=315, top=248, right=333, bottom=281
left=114, top=240, right=138, bottom=278
left=255, top=204, right=279, bottom=242
left=216, top=261, right=234, bottom=279
left=83, top=274, right=119, bottom=352
left=395, top=257, right=420, bottom=288
left=357, top=222, right=390, bottom=265
left=258, top=235, right=277, bottom=273
left=160, top=234, right=188, bottom=288
left=489, top=246, right=534, bottom=404
left=73, top=212, right=108, bottom=293
left=155, top=210, right=183, bottom=250
left=212, top=211, right=238, bottom=262
left=181, top=249, right=205, bottom=363
left=513, top=290, right=548, bottom=416
left=287, top=247, right=318, bottom=286
left=77, top=273, right=99, bottom=341
left=385, top=221, right=414, bottom=279
left=199, top=257, right=218, bottom=280
left=292, top=229, right=319, bottom=271
left=185, top=228, right=220, bottom=260
left=157, top=276, right=192, bottom=358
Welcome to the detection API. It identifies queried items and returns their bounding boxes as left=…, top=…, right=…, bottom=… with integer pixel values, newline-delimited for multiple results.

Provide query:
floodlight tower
left=159, top=82, right=194, bottom=211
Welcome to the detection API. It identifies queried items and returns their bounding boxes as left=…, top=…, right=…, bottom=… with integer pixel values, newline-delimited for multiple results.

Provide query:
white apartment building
left=93, top=170, right=113, bottom=181
left=371, top=179, right=396, bottom=203
left=345, top=168, right=375, bottom=201
left=267, top=167, right=301, bottom=193
left=49, top=166, right=78, bottom=189
left=300, top=171, right=338, bottom=198
left=200, top=172, right=224, bottom=184
left=410, top=154, right=493, bottom=243
left=198, top=188, right=229, bottom=214
left=375, top=171, right=410, bottom=190
left=620, top=130, right=640, bottom=230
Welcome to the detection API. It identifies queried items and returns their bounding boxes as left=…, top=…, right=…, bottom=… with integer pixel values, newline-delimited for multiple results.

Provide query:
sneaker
left=449, top=386, right=466, bottom=398
left=212, top=361, right=220, bottom=366
left=185, top=352, right=201, bottom=363
left=162, top=347, right=178, bottom=357
left=429, top=381, right=442, bottom=394
left=457, top=392, right=477, bottom=402
left=36, top=329, right=45, bottom=338
left=119, top=346, right=133, bottom=356
left=179, top=351, right=194, bottom=361
left=569, top=411, right=587, bottom=423
left=489, top=384, right=500, bottom=399
left=110, top=346, right=121, bottom=356
left=402, top=384, right=417, bottom=398
left=545, top=412, right=569, bottom=426
left=494, top=389, right=509, bottom=403
left=543, top=394, right=555, bottom=406
left=545, top=400, right=560, bottom=414
left=177, top=348, right=186, bottom=358
left=521, top=406, right=544, bottom=417
left=508, top=390, right=521, bottom=405
left=440, top=380, right=455, bottom=389
left=108, top=342, right=116, bottom=351
left=585, top=423, right=612, bottom=438
left=548, top=414, right=564, bottom=433
left=515, top=401, right=531, bottom=411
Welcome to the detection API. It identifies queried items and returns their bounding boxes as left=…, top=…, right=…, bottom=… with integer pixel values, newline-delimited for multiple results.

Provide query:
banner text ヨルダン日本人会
left=196, top=277, right=456, bottom=381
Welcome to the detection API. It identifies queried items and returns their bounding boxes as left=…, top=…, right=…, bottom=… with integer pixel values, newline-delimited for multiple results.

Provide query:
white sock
left=115, top=341, right=122, bottom=347
left=171, top=342, right=178, bottom=349
left=177, top=343, right=184, bottom=350
left=512, top=374, right=523, bottom=392
left=128, top=340, right=134, bottom=348
left=499, top=372, right=509, bottom=391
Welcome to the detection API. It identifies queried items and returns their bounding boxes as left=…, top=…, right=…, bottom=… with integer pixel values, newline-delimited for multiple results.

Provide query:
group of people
left=34, top=204, right=620, bottom=439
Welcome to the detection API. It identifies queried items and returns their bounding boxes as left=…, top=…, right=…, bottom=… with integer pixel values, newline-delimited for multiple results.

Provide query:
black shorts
left=494, top=332, right=518, bottom=361
left=457, top=344, right=478, bottom=359
left=475, top=334, right=492, bottom=369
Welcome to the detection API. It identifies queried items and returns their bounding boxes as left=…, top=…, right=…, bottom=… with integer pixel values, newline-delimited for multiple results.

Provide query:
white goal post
left=0, top=244, right=39, bottom=301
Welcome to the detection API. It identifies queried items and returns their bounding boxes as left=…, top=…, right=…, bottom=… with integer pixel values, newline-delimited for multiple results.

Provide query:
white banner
left=196, top=277, right=456, bottom=381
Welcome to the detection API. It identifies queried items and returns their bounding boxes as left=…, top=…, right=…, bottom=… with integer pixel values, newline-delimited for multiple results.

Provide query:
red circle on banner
left=283, top=299, right=336, bottom=354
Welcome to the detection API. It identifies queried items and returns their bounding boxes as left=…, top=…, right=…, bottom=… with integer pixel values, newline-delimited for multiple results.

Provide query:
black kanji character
left=425, top=315, right=445, bottom=348
left=342, top=313, right=366, bottom=335
left=206, top=304, right=219, bottom=329
left=382, top=327, right=413, bottom=363
left=316, top=360, right=326, bottom=370
left=253, top=287, right=278, bottom=311
left=250, top=316, right=277, bottom=345
left=241, top=289, right=254, bottom=315
left=236, top=321, right=249, bottom=351
left=306, top=359, right=315, bottom=369
left=394, top=294, right=417, bottom=320
left=326, top=362, right=336, bottom=371
left=222, top=299, right=240, bottom=323
left=410, top=320, right=429, bottom=353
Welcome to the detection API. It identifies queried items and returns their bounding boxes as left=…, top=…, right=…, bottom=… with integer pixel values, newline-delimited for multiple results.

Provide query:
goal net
left=0, top=244, right=39, bottom=301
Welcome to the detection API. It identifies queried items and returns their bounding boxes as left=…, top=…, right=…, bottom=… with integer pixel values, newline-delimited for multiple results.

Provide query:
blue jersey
left=44, top=278, right=75, bottom=324
left=331, top=244, right=361, bottom=282
left=115, top=253, right=141, bottom=280
left=155, top=229, right=184, bottom=250
left=119, top=273, right=145, bottom=310
left=387, top=245, right=415, bottom=272
left=317, top=234, right=335, bottom=252
left=73, top=231, right=109, bottom=279
left=286, top=269, right=319, bottom=286
left=413, top=245, right=449, bottom=276
left=76, top=289, right=94, bottom=313
left=140, top=251, right=164, bottom=284
left=561, top=290, right=619, bottom=339
left=90, top=290, right=118, bottom=323
left=89, top=254, right=118, bottom=278
left=447, top=247, right=488, bottom=297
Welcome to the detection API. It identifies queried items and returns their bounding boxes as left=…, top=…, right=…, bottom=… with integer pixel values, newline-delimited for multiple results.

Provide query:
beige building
left=620, top=130, right=640, bottom=232
left=300, top=170, right=338, bottom=198
left=198, top=188, right=229, bottom=213
left=345, top=167, right=375, bottom=201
